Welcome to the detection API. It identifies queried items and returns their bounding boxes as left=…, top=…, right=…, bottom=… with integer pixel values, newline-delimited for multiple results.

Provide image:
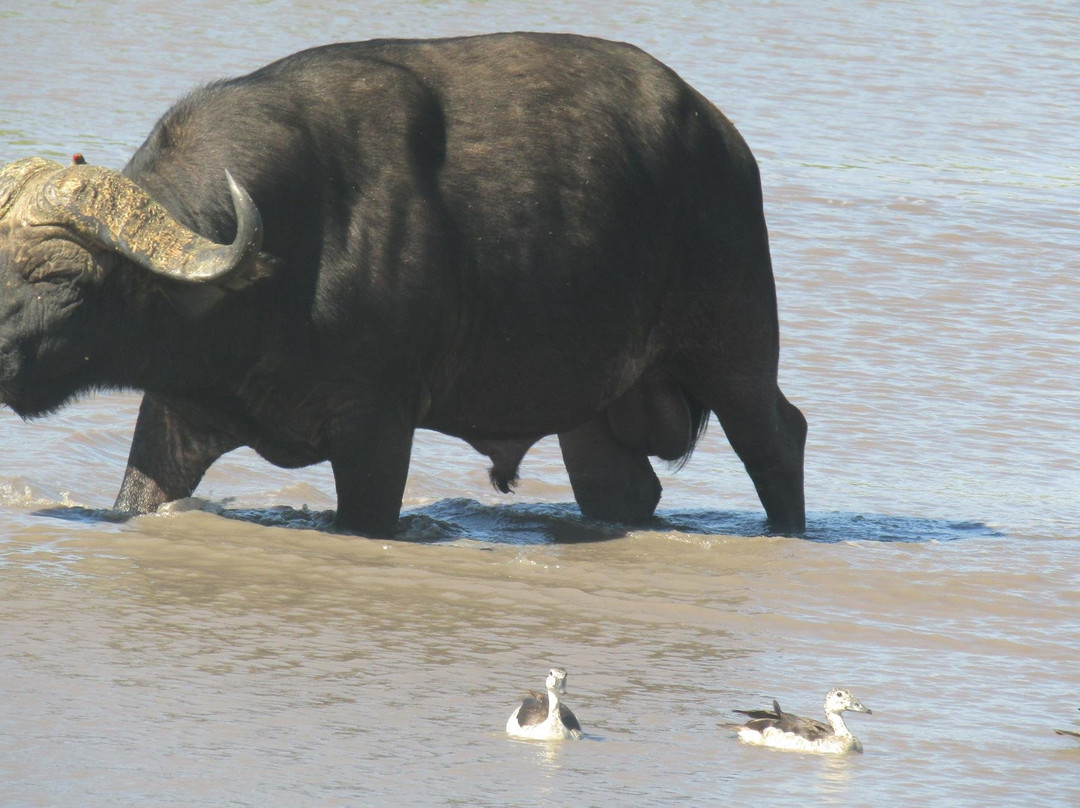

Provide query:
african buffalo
left=0, top=33, right=806, bottom=537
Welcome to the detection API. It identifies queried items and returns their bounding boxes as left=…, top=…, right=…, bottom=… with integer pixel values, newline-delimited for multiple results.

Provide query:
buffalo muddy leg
left=328, top=408, right=414, bottom=538
left=114, top=393, right=241, bottom=514
left=558, top=415, right=662, bottom=524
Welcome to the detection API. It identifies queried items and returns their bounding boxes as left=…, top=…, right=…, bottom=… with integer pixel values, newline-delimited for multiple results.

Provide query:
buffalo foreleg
left=558, top=415, right=661, bottom=524
left=328, top=406, right=414, bottom=538
left=114, top=393, right=241, bottom=514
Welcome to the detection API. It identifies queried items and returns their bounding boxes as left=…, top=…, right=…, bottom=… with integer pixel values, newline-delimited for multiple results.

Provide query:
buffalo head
left=0, top=157, right=262, bottom=416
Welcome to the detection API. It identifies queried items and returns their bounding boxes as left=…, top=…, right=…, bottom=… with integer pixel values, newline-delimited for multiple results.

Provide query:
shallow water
left=1, top=1, right=1078, bottom=805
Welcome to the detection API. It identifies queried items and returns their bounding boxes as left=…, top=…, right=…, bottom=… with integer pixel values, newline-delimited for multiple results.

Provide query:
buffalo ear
left=161, top=282, right=227, bottom=319
left=160, top=251, right=279, bottom=318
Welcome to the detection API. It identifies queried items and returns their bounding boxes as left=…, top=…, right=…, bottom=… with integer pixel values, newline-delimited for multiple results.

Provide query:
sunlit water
left=1, top=1, right=1078, bottom=805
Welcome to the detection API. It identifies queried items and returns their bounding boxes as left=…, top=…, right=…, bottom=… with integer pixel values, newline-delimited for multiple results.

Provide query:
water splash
left=25, top=495, right=1002, bottom=546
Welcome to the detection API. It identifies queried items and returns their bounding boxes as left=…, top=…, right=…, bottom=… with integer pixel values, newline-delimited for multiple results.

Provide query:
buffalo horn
left=0, top=157, right=60, bottom=219
left=38, top=163, right=262, bottom=285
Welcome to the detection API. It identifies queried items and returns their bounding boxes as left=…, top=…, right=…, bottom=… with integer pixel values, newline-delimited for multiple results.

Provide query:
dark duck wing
left=733, top=699, right=783, bottom=721
left=735, top=700, right=833, bottom=740
left=1057, top=708, right=1080, bottom=739
left=768, top=713, right=835, bottom=740
left=558, top=703, right=582, bottom=734
left=515, top=691, right=549, bottom=728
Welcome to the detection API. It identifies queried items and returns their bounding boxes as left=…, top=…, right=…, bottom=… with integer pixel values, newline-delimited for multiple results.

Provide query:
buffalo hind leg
left=713, top=387, right=807, bottom=534
left=558, top=415, right=662, bottom=524
left=329, top=407, right=414, bottom=538
left=114, top=392, right=241, bottom=514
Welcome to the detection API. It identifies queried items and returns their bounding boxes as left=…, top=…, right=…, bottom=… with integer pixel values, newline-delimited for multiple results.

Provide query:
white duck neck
left=826, top=711, right=852, bottom=737
left=546, top=687, right=563, bottom=721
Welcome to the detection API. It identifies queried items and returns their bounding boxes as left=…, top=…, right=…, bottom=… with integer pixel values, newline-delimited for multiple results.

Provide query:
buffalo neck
left=103, top=263, right=268, bottom=394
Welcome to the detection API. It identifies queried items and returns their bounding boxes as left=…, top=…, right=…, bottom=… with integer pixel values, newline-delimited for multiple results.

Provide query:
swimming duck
left=732, top=688, right=871, bottom=754
left=1055, top=708, right=1080, bottom=740
left=506, top=667, right=583, bottom=741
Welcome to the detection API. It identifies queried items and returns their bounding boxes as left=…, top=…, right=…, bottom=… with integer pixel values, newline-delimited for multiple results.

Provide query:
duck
left=1055, top=708, right=1080, bottom=740
left=506, top=667, right=583, bottom=741
left=732, top=688, right=871, bottom=754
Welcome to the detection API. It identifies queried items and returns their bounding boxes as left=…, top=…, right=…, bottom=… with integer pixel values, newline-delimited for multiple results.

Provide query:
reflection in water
left=517, top=734, right=574, bottom=768
left=818, top=754, right=854, bottom=800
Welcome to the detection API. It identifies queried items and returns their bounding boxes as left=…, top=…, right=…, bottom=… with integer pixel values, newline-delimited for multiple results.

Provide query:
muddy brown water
left=1, top=1, right=1078, bottom=805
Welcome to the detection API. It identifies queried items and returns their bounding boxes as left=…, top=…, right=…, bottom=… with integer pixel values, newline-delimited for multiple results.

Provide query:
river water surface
left=1, top=1, right=1077, bottom=805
